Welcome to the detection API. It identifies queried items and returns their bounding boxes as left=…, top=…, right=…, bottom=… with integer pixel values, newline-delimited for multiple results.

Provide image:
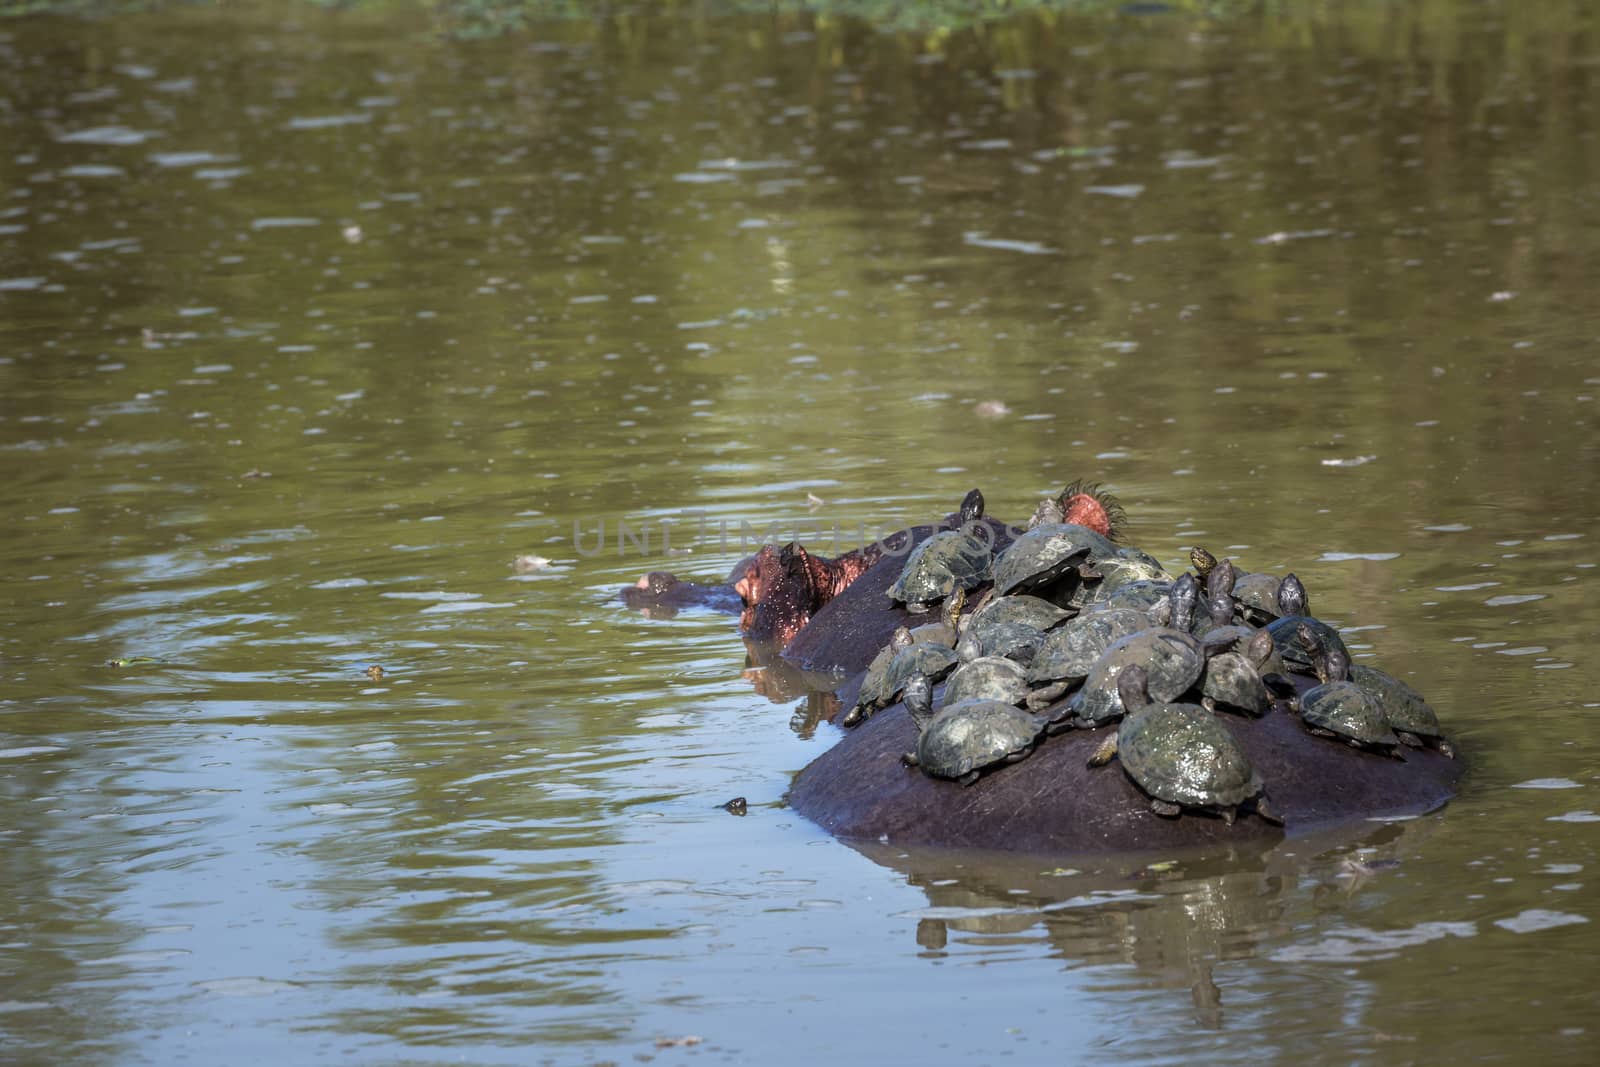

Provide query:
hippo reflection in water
left=619, top=482, right=1461, bottom=855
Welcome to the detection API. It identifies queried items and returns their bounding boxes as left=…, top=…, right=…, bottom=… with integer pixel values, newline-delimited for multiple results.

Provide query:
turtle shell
left=915, top=700, right=1042, bottom=782
left=1074, top=627, right=1206, bottom=727
left=1117, top=702, right=1263, bottom=810
left=1267, top=615, right=1349, bottom=676
left=1028, top=608, right=1151, bottom=686
left=852, top=641, right=901, bottom=713
left=1198, top=624, right=1256, bottom=657
left=909, top=615, right=960, bottom=647
left=963, top=593, right=1071, bottom=634
left=1349, top=664, right=1444, bottom=740
left=882, top=642, right=961, bottom=703
left=1300, top=679, right=1398, bottom=748
left=1112, top=544, right=1172, bottom=578
left=991, top=523, right=1117, bottom=599
left=1232, top=571, right=1288, bottom=626
left=1200, top=652, right=1271, bottom=715
left=942, top=656, right=1030, bottom=706
left=1085, top=579, right=1173, bottom=614
left=956, top=618, right=1047, bottom=665
left=1089, top=553, right=1173, bottom=596
left=886, top=522, right=994, bottom=612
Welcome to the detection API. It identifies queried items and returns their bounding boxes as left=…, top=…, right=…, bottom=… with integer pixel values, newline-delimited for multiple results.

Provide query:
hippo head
left=739, top=542, right=825, bottom=646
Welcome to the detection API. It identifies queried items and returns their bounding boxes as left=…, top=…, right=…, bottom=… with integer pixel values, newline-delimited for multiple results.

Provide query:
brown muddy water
left=2, top=2, right=1598, bottom=1063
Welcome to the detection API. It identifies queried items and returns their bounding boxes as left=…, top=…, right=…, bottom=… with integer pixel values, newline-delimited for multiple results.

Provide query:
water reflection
left=852, top=819, right=1433, bottom=1029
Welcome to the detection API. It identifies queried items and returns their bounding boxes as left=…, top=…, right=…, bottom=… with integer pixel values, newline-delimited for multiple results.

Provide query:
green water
left=2, top=2, right=1597, bottom=1063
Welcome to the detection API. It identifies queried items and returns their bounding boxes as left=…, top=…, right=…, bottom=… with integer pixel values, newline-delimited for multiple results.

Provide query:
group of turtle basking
left=841, top=488, right=1454, bottom=826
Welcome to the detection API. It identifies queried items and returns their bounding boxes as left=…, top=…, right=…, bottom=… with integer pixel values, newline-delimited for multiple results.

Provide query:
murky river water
left=2, top=2, right=1598, bottom=1063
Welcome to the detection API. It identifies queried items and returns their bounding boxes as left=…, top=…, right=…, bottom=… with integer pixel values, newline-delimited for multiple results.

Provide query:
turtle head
left=958, top=487, right=985, bottom=524
left=1299, top=621, right=1348, bottom=683
left=1168, top=572, right=1200, bottom=632
left=1277, top=573, right=1308, bottom=618
left=941, top=588, right=967, bottom=629
left=1116, top=664, right=1152, bottom=710
left=1206, top=557, right=1236, bottom=600
left=902, top=673, right=935, bottom=730
left=1057, top=479, right=1126, bottom=540
left=1189, top=545, right=1218, bottom=578
left=889, top=625, right=914, bottom=652
left=1027, top=498, right=1065, bottom=530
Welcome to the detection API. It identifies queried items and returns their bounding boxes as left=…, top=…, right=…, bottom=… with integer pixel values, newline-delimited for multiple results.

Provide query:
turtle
left=1087, top=666, right=1280, bottom=824
left=1349, top=663, right=1455, bottom=757
left=885, top=517, right=994, bottom=614
left=961, top=592, right=1070, bottom=635
left=1061, top=626, right=1206, bottom=730
left=1266, top=614, right=1349, bottom=676
left=1200, top=624, right=1293, bottom=692
left=846, top=626, right=913, bottom=722
left=1088, top=551, right=1173, bottom=596
left=1231, top=570, right=1308, bottom=628
left=1083, top=578, right=1173, bottom=615
left=900, top=678, right=1043, bottom=786
left=1199, top=635, right=1274, bottom=716
left=942, top=655, right=1031, bottom=706
left=842, top=635, right=958, bottom=726
left=990, top=523, right=1118, bottom=601
left=908, top=589, right=967, bottom=648
left=1299, top=680, right=1400, bottom=754
left=955, top=617, right=1048, bottom=665
left=1295, top=625, right=1400, bottom=754
left=1112, top=543, right=1170, bottom=577
left=1190, top=545, right=1219, bottom=580
left=1024, top=607, right=1152, bottom=709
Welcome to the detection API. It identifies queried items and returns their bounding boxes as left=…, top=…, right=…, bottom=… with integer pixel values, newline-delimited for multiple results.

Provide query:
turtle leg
left=1086, top=733, right=1119, bottom=768
left=900, top=751, right=919, bottom=768
left=1150, top=799, right=1182, bottom=818
left=1218, top=806, right=1236, bottom=826
left=1397, top=730, right=1424, bottom=749
left=1026, top=681, right=1071, bottom=711
left=1201, top=696, right=1219, bottom=713
left=1253, top=795, right=1286, bottom=826
left=958, top=770, right=980, bottom=787
left=840, top=704, right=871, bottom=728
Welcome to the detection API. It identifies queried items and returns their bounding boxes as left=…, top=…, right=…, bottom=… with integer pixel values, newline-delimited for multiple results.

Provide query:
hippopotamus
left=621, top=483, right=1462, bottom=855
